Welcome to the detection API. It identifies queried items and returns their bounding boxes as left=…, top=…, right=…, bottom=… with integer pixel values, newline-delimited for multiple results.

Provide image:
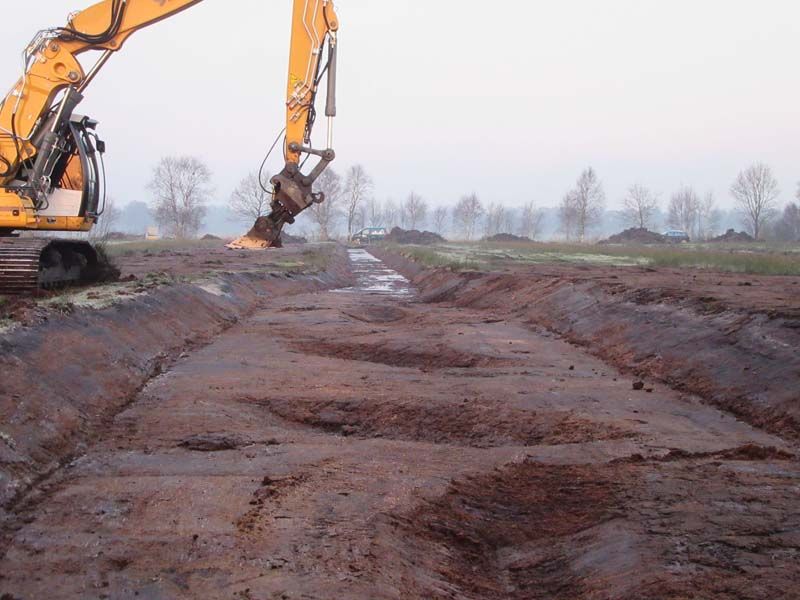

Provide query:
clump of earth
left=484, top=233, right=531, bottom=243
left=601, top=228, right=666, bottom=245
left=385, top=227, right=445, bottom=245
left=711, top=229, right=755, bottom=243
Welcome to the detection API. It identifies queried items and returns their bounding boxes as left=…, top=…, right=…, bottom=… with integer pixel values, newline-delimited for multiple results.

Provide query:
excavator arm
left=230, top=0, right=340, bottom=249
left=0, top=0, right=339, bottom=291
left=0, top=0, right=204, bottom=189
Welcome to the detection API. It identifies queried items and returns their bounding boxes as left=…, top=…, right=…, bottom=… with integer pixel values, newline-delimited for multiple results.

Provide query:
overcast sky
left=2, top=0, right=800, bottom=211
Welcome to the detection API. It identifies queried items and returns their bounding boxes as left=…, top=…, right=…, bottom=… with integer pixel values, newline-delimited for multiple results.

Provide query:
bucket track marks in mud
left=258, top=397, right=632, bottom=448
left=236, top=474, right=309, bottom=536
left=371, top=452, right=800, bottom=600
left=613, top=443, right=795, bottom=465
left=342, top=305, right=409, bottom=324
left=374, top=461, right=627, bottom=600
left=291, top=339, right=508, bottom=370
left=178, top=433, right=249, bottom=452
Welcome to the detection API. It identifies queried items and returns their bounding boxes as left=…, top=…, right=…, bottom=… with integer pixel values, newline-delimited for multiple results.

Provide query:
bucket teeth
left=226, top=216, right=284, bottom=250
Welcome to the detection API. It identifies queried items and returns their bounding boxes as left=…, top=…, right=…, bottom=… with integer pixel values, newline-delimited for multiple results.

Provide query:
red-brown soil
left=113, top=243, right=327, bottom=280
left=376, top=249, right=800, bottom=440
left=0, top=248, right=797, bottom=599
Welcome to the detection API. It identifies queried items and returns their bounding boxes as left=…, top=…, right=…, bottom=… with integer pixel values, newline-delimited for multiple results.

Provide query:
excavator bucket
left=226, top=216, right=285, bottom=250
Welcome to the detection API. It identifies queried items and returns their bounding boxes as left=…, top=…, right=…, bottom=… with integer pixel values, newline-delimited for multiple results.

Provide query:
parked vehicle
left=663, top=230, right=691, bottom=243
left=351, top=227, right=388, bottom=245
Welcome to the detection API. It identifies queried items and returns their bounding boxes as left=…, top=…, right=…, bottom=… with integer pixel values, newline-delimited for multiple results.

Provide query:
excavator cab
left=0, top=104, right=114, bottom=294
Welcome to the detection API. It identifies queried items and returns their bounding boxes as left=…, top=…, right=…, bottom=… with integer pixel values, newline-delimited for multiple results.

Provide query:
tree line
left=143, top=156, right=800, bottom=243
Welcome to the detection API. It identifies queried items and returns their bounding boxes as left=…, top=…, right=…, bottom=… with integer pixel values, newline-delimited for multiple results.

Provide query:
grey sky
left=2, top=1, right=800, bottom=211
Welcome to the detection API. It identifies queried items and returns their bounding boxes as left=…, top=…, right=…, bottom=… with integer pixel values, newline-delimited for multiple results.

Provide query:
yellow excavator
left=0, top=0, right=339, bottom=293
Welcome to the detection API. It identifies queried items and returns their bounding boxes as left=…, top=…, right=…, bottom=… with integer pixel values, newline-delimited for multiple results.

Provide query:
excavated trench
left=0, top=247, right=798, bottom=599
left=373, top=248, right=800, bottom=441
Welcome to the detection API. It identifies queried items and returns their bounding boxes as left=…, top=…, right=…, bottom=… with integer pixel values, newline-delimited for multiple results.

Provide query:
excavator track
left=0, top=238, right=113, bottom=295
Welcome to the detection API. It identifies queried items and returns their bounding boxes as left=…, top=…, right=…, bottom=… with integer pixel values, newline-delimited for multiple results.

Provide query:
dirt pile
left=385, top=227, right=444, bottom=245
left=282, top=232, right=308, bottom=244
left=601, top=228, right=666, bottom=244
left=485, top=233, right=531, bottom=243
left=711, top=229, right=755, bottom=243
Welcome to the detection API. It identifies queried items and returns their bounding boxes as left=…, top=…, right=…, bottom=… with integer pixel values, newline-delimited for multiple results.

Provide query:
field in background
left=394, top=241, right=800, bottom=276
left=102, top=238, right=226, bottom=258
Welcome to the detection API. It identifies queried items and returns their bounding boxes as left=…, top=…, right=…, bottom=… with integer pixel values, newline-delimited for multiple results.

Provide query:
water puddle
left=336, top=249, right=414, bottom=297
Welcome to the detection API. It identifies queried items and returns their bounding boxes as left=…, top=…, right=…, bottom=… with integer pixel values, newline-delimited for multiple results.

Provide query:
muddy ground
left=0, top=246, right=798, bottom=599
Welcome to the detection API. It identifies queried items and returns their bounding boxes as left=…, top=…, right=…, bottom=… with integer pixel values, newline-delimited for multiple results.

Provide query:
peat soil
left=0, top=249, right=798, bottom=599
left=375, top=249, right=800, bottom=441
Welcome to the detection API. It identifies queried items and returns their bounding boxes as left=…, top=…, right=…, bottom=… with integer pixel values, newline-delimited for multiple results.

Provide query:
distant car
left=351, top=227, right=388, bottom=245
left=663, top=230, right=690, bottom=243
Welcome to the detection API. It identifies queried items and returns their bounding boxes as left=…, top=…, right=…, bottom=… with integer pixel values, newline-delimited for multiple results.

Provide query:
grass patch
left=646, top=250, right=800, bottom=275
left=104, top=239, right=224, bottom=258
left=395, top=246, right=482, bottom=271
left=392, top=241, right=800, bottom=276
left=296, top=247, right=332, bottom=272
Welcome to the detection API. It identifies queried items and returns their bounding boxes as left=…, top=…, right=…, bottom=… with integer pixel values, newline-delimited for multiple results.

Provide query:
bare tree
left=695, top=192, right=721, bottom=241
left=518, top=201, right=545, bottom=240
left=623, top=184, right=659, bottom=229
left=402, top=192, right=428, bottom=230
left=366, top=197, right=383, bottom=228
left=308, top=168, right=342, bottom=241
left=731, top=163, right=779, bottom=240
left=453, top=193, right=484, bottom=240
left=668, top=185, right=699, bottom=235
left=343, top=165, right=373, bottom=238
left=148, top=156, right=211, bottom=239
left=484, top=202, right=508, bottom=237
left=773, top=202, right=800, bottom=242
left=355, top=204, right=367, bottom=232
left=501, top=209, right=515, bottom=235
left=558, top=192, right=579, bottom=241
left=383, top=198, right=400, bottom=230
left=433, top=206, right=449, bottom=235
left=230, top=172, right=270, bottom=222
left=565, top=167, right=605, bottom=242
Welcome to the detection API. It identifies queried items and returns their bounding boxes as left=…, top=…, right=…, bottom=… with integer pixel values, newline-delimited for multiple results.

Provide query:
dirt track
left=1, top=249, right=798, bottom=599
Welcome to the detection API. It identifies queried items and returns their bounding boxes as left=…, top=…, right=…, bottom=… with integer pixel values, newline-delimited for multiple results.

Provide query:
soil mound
left=711, top=229, right=754, bottom=243
left=601, top=228, right=666, bottom=245
left=385, top=227, right=444, bottom=245
left=485, top=233, right=532, bottom=243
left=282, top=232, right=308, bottom=244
